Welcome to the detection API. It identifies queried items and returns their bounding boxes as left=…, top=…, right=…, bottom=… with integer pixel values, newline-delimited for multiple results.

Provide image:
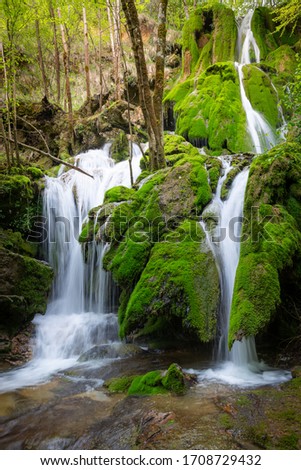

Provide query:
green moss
left=105, top=375, right=136, bottom=393
left=165, top=62, right=249, bottom=153
left=251, top=7, right=278, bottom=60
left=0, top=228, right=37, bottom=257
left=161, top=362, right=188, bottom=394
left=104, top=202, right=133, bottom=243
left=266, top=45, right=297, bottom=74
left=128, top=370, right=167, bottom=396
left=78, top=218, right=98, bottom=243
left=229, top=142, right=301, bottom=346
left=242, top=64, right=279, bottom=129
left=0, top=248, right=53, bottom=335
left=104, top=186, right=136, bottom=204
left=181, top=4, right=237, bottom=76
left=120, top=220, right=219, bottom=342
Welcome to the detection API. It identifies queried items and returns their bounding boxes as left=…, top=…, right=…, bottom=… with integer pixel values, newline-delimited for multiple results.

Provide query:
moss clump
left=106, top=364, right=191, bottom=396
left=109, top=131, right=129, bottom=163
left=0, top=228, right=37, bottom=257
left=229, top=142, right=301, bottom=346
left=165, top=62, right=249, bottom=153
left=181, top=4, right=237, bottom=76
left=120, top=220, right=219, bottom=342
left=104, top=186, right=136, bottom=204
left=251, top=7, right=279, bottom=60
left=266, top=45, right=297, bottom=75
left=78, top=218, right=98, bottom=243
left=242, top=64, right=280, bottom=129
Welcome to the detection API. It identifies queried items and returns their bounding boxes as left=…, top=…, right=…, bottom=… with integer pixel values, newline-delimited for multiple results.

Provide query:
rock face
left=0, top=249, right=53, bottom=337
left=229, top=142, right=301, bottom=346
left=80, top=135, right=220, bottom=344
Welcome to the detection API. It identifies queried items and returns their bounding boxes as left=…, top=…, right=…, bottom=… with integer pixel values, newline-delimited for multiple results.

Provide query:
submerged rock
left=78, top=343, right=145, bottom=362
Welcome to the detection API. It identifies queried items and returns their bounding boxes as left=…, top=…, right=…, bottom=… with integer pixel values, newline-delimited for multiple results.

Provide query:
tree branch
left=1, top=136, right=94, bottom=179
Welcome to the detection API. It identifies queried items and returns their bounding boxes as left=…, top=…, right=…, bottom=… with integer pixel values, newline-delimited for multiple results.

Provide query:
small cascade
left=0, top=144, right=142, bottom=393
left=236, top=10, right=277, bottom=154
left=199, top=10, right=291, bottom=386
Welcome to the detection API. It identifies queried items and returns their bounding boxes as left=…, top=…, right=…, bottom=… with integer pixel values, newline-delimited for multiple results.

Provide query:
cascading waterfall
left=199, top=11, right=290, bottom=385
left=0, top=144, right=142, bottom=392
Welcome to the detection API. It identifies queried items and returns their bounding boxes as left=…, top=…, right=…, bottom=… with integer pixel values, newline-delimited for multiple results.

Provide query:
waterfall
left=0, top=144, right=142, bottom=392
left=199, top=11, right=291, bottom=386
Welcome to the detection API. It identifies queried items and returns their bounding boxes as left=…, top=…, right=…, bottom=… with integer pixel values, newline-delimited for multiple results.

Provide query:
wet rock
left=136, top=410, right=176, bottom=446
left=291, top=366, right=301, bottom=378
left=78, top=343, right=145, bottom=362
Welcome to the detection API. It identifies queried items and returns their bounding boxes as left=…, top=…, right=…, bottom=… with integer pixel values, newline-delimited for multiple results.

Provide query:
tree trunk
left=0, top=41, right=13, bottom=164
left=12, top=69, right=20, bottom=165
left=97, top=8, right=104, bottom=110
left=57, top=7, right=73, bottom=146
left=83, top=6, right=91, bottom=111
left=112, top=0, right=122, bottom=101
left=183, top=0, right=190, bottom=19
left=121, top=0, right=167, bottom=170
left=0, top=114, right=11, bottom=167
left=35, top=19, right=49, bottom=99
left=49, top=0, right=60, bottom=104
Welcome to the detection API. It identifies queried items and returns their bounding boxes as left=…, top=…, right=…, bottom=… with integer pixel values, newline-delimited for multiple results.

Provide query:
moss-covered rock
left=109, top=130, right=129, bottom=162
left=104, top=363, right=195, bottom=396
left=251, top=7, right=279, bottom=60
left=229, top=142, right=301, bottom=346
left=165, top=62, right=249, bottom=153
left=0, top=248, right=53, bottom=336
left=120, top=220, right=219, bottom=342
left=181, top=4, right=237, bottom=76
left=98, top=135, right=219, bottom=343
left=266, top=45, right=297, bottom=75
left=104, top=186, right=136, bottom=204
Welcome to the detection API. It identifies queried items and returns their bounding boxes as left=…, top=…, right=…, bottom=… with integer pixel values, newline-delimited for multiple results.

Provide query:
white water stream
left=0, top=144, right=142, bottom=392
left=198, top=11, right=290, bottom=386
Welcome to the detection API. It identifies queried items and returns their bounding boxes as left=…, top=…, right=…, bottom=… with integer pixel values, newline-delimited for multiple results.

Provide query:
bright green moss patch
left=104, top=186, right=136, bottom=204
left=181, top=4, right=237, bottom=76
left=120, top=220, right=219, bottom=342
left=266, top=45, right=297, bottom=75
left=251, top=7, right=278, bottom=60
left=105, top=364, right=192, bottom=396
left=242, top=64, right=279, bottom=128
left=165, top=62, right=249, bottom=153
left=109, top=130, right=129, bottom=162
left=229, top=142, right=301, bottom=346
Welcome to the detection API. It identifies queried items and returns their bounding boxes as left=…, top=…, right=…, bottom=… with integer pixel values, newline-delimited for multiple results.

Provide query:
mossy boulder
left=105, top=363, right=195, bottom=396
left=165, top=62, right=249, bottom=153
left=0, top=248, right=53, bottom=336
left=99, top=135, right=219, bottom=343
left=181, top=4, right=237, bottom=76
left=119, top=220, right=219, bottom=342
left=104, top=186, right=136, bottom=204
left=266, top=45, right=297, bottom=75
left=229, top=142, right=301, bottom=347
left=251, top=7, right=279, bottom=60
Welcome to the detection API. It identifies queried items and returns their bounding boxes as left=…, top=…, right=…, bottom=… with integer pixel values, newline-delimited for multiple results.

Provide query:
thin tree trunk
left=35, top=18, right=49, bottom=99
left=49, top=0, right=60, bottom=103
left=12, top=69, right=20, bottom=165
left=57, top=7, right=73, bottom=146
left=152, top=0, right=168, bottom=169
left=0, top=114, right=10, bottom=167
left=121, top=0, right=167, bottom=171
left=0, top=41, right=13, bottom=164
left=112, top=0, right=122, bottom=101
left=183, top=0, right=189, bottom=19
left=97, top=8, right=104, bottom=110
left=83, top=6, right=91, bottom=111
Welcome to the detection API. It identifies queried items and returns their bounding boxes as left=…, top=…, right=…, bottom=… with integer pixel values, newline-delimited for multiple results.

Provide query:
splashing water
left=0, top=144, right=142, bottom=393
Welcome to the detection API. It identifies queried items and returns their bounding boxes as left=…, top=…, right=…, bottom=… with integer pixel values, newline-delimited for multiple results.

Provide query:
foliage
left=282, top=53, right=301, bottom=141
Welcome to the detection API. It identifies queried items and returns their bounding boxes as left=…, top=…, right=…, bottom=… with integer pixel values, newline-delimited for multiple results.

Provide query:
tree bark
left=0, top=41, right=13, bottom=164
left=183, top=0, right=190, bottom=19
left=97, top=8, right=104, bottom=110
left=83, top=6, right=91, bottom=111
left=35, top=18, right=49, bottom=99
left=121, top=0, right=167, bottom=170
left=0, top=114, right=11, bottom=167
left=112, top=0, right=122, bottom=101
left=49, top=0, right=61, bottom=104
